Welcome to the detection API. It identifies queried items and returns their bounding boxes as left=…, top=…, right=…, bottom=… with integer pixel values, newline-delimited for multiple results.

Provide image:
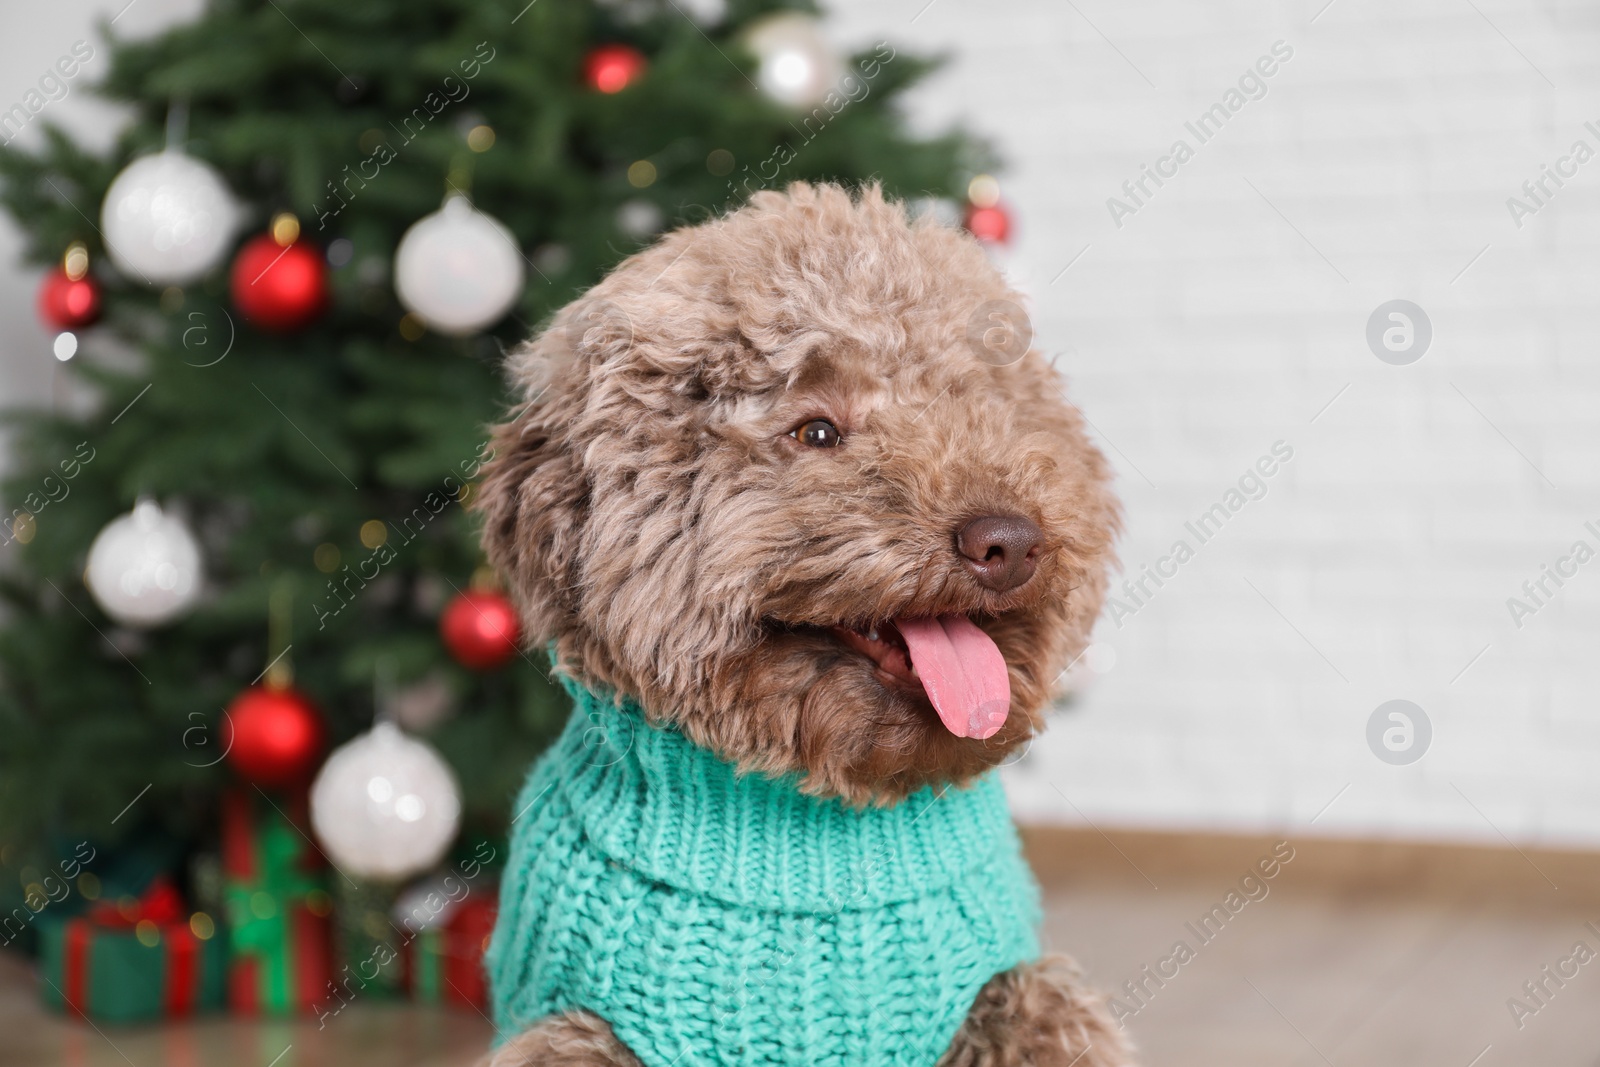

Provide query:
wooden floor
left=1045, top=883, right=1600, bottom=1067
left=5, top=833, right=1598, bottom=1066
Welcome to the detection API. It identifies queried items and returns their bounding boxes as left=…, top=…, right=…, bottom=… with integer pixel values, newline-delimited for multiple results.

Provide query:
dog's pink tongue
left=895, top=616, right=1010, bottom=739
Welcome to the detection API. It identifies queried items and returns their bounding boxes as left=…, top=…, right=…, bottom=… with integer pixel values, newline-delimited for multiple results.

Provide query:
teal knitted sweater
left=487, top=673, right=1042, bottom=1067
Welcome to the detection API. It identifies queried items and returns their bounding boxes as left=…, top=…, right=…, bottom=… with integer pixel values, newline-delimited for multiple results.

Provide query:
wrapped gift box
left=37, top=879, right=226, bottom=1023
left=401, top=894, right=495, bottom=1009
left=220, top=789, right=335, bottom=1015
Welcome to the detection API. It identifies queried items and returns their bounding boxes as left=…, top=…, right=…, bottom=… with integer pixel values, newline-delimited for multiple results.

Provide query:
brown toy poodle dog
left=472, top=183, right=1129, bottom=1067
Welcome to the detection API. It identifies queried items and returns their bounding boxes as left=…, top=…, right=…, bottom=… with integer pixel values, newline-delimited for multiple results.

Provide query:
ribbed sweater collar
left=545, top=672, right=1018, bottom=914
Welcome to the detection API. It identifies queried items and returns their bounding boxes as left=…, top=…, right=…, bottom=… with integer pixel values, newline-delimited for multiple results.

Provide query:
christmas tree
left=0, top=0, right=984, bottom=942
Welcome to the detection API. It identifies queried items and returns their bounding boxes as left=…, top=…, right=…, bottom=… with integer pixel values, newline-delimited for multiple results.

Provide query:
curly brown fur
left=475, top=181, right=1119, bottom=803
left=939, top=956, right=1136, bottom=1067
left=476, top=1011, right=640, bottom=1067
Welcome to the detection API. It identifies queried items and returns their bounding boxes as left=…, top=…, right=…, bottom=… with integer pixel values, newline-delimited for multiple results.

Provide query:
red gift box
left=400, top=894, right=496, bottom=1009
left=220, top=789, right=335, bottom=1015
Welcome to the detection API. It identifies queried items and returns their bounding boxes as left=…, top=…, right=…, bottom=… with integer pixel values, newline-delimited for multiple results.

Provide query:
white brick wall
left=0, top=0, right=196, bottom=413
left=5, top=1, right=1595, bottom=849
left=828, top=0, right=1600, bottom=848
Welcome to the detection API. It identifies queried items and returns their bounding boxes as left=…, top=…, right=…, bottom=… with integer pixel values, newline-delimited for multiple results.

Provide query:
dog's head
left=475, top=183, right=1118, bottom=803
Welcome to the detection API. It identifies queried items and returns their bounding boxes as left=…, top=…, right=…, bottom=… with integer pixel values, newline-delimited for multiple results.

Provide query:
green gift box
left=36, top=881, right=226, bottom=1024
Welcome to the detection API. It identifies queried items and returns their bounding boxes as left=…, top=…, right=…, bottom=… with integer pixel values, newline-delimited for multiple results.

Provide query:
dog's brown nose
left=956, top=515, right=1041, bottom=592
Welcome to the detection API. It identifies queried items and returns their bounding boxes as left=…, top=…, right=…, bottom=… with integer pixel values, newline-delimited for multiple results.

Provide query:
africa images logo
left=1366, top=300, right=1431, bottom=365
left=1366, top=700, right=1431, bottom=765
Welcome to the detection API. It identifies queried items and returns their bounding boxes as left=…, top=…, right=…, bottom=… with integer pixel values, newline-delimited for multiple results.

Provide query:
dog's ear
left=472, top=333, right=589, bottom=641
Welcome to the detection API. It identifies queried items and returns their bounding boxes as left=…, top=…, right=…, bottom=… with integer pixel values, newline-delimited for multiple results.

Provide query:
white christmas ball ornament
left=744, top=13, right=841, bottom=108
left=310, top=721, right=462, bottom=882
left=100, top=152, right=239, bottom=285
left=393, top=196, right=524, bottom=335
left=84, top=499, right=202, bottom=627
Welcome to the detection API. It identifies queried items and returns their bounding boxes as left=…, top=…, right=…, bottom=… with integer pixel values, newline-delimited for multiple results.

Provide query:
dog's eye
left=793, top=419, right=841, bottom=448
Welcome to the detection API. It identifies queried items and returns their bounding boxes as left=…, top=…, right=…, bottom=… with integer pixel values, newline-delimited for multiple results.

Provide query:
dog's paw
left=474, top=1011, right=642, bottom=1067
left=940, top=955, right=1137, bottom=1067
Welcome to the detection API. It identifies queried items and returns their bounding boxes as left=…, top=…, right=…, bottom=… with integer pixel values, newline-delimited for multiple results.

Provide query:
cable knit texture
left=487, top=672, right=1043, bottom=1067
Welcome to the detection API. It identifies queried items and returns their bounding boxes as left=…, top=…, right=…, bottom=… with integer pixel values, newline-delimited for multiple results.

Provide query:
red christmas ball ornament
left=38, top=269, right=102, bottom=329
left=964, top=202, right=1012, bottom=244
left=230, top=214, right=327, bottom=332
left=440, top=589, right=522, bottom=670
left=37, top=243, right=102, bottom=330
left=222, top=684, right=327, bottom=788
left=584, top=44, right=647, bottom=94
